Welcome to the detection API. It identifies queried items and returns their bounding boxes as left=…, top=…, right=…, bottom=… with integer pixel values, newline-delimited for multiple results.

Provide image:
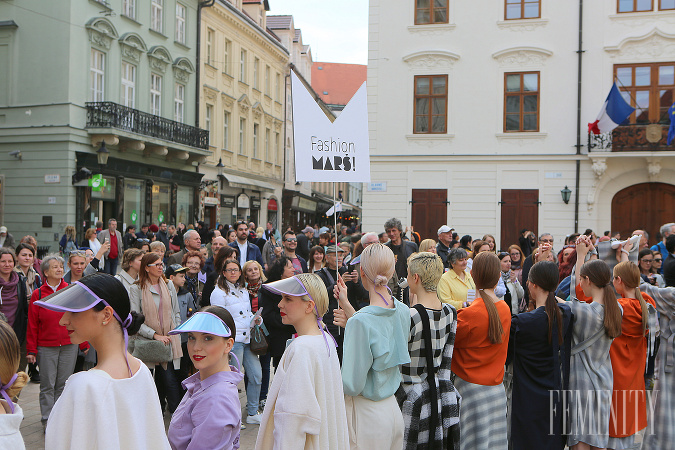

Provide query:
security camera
left=9, top=150, right=20, bottom=156
left=80, top=167, right=92, bottom=176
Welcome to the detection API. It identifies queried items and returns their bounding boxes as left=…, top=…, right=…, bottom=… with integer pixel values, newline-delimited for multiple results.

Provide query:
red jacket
left=26, top=280, right=89, bottom=355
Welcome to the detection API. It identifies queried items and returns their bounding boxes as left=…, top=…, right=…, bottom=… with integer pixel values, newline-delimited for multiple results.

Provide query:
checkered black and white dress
left=396, top=304, right=460, bottom=450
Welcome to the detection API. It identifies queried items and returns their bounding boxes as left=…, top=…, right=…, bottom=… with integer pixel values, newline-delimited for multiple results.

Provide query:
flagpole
left=333, top=181, right=340, bottom=336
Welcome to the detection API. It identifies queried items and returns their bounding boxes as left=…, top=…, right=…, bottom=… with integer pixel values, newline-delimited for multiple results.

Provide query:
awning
left=219, top=173, right=275, bottom=192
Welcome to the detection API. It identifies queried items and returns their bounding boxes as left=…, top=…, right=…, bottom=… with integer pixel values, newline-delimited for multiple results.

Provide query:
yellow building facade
left=199, top=0, right=288, bottom=229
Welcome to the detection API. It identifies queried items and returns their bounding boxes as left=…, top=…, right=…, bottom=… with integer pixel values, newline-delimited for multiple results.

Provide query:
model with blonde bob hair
left=333, top=242, right=410, bottom=449
left=606, top=261, right=657, bottom=449
left=256, top=273, right=349, bottom=449
left=0, top=320, right=29, bottom=448
left=451, top=251, right=511, bottom=449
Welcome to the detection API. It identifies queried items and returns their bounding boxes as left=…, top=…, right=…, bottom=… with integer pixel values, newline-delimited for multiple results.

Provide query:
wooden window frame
left=414, top=0, right=449, bottom=25
left=614, top=62, right=675, bottom=124
left=504, top=0, right=541, bottom=20
left=659, top=0, right=675, bottom=10
left=617, top=0, right=654, bottom=13
left=413, top=74, right=448, bottom=134
left=503, top=71, right=540, bottom=133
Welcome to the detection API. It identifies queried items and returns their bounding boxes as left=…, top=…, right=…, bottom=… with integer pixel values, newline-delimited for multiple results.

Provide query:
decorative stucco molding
left=173, top=57, right=194, bottom=83
left=86, top=17, right=119, bottom=50
left=496, top=18, right=549, bottom=32
left=492, top=47, right=552, bottom=67
left=402, top=50, right=460, bottom=69
left=147, top=46, right=173, bottom=74
left=119, top=33, right=147, bottom=63
left=605, top=28, right=675, bottom=60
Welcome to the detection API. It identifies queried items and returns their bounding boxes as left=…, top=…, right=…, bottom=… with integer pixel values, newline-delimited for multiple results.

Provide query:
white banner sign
left=291, top=71, right=370, bottom=182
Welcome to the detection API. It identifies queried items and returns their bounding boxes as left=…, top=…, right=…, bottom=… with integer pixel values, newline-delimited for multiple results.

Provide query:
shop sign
left=251, top=197, right=261, bottom=209
left=204, top=197, right=219, bottom=206
left=238, top=193, right=250, bottom=209
left=130, top=210, right=138, bottom=223
left=267, top=198, right=278, bottom=211
left=292, top=196, right=317, bottom=213
left=89, top=174, right=106, bottom=192
left=221, top=195, right=235, bottom=208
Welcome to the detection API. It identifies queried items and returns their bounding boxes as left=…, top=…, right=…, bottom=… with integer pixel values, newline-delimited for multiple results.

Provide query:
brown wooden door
left=205, top=206, right=216, bottom=230
left=500, top=189, right=539, bottom=251
left=411, top=189, right=447, bottom=241
left=611, top=183, right=675, bottom=245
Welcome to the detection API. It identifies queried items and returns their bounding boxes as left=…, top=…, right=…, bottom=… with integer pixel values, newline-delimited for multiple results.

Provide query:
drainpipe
left=196, top=0, right=215, bottom=129
left=574, top=0, right=584, bottom=233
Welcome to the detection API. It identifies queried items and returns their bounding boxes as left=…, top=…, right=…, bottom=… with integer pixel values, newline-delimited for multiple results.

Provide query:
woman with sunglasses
left=129, top=252, right=183, bottom=416
left=649, top=250, right=665, bottom=288
left=210, top=259, right=263, bottom=425
left=34, top=273, right=169, bottom=449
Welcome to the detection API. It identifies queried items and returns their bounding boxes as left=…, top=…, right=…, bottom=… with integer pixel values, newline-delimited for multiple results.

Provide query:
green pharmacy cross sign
left=88, top=174, right=106, bottom=192
left=158, top=211, right=165, bottom=223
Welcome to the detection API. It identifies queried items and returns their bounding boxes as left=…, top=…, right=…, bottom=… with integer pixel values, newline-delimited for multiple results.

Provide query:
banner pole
left=333, top=181, right=340, bottom=336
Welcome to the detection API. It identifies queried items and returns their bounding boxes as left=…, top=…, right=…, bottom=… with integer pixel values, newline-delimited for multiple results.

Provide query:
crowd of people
left=1, top=217, right=675, bottom=449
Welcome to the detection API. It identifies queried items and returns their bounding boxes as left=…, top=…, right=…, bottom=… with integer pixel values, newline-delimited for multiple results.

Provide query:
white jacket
left=210, top=281, right=254, bottom=344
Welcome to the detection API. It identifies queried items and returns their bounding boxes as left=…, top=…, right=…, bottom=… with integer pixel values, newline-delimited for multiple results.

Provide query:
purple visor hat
left=34, top=281, right=134, bottom=376
left=168, top=312, right=232, bottom=338
left=262, top=276, right=337, bottom=355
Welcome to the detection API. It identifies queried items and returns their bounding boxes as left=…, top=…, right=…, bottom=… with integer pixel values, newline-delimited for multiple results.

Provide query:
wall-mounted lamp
left=561, top=185, right=572, bottom=204
left=9, top=150, right=22, bottom=161
left=97, top=141, right=109, bottom=166
left=216, top=157, right=224, bottom=176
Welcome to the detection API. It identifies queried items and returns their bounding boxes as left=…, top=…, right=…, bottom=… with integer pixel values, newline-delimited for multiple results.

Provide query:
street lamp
left=97, top=141, right=110, bottom=166
left=216, top=157, right=224, bottom=176
left=561, top=185, right=572, bottom=204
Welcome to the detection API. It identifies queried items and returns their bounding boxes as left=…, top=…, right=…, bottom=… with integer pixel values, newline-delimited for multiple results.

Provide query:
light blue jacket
left=341, top=299, right=411, bottom=401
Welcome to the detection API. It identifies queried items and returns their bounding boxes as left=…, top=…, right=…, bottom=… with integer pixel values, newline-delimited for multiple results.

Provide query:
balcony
left=86, top=102, right=209, bottom=150
left=588, top=124, right=673, bottom=153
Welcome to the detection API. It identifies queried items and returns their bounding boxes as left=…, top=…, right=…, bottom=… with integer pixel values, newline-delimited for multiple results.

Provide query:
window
left=174, top=84, right=184, bottom=123
left=206, top=28, right=214, bottom=65
left=240, top=49, right=247, bottom=82
left=275, top=132, right=280, bottom=164
left=413, top=75, right=448, bottom=134
left=618, top=0, right=652, bottom=12
left=254, top=57, right=260, bottom=89
left=415, top=0, right=449, bottom=25
left=121, top=61, right=136, bottom=108
left=253, top=123, right=259, bottom=158
left=504, top=72, right=539, bottom=132
left=505, top=0, right=541, bottom=19
left=615, top=62, right=675, bottom=124
left=223, top=111, right=230, bottom=151
left=265, top=65, right=271, bottom=96
left=176, top=4, right=186, bottom=44
left=660, top=0, right=675, bottom=9
left=90, top=49, right=105, bottom=102
left=151, top=73, right=162, bottom=116
left=239, top=118, right=246, bottom=154
left=123, top=0, right=136, bottom=19
left=205, top=105, right=213, bottom=145
left=265, top=128, right=270, bottom=161
left=276, top=73, right=281, bottom=101
left=223, top=39, right=231, bottom=74
left=151, top=0, right=164, bottom=33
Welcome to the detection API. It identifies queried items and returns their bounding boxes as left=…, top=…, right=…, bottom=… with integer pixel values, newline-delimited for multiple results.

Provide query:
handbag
left=250, top=324, right=269, bottom=356
left=130, top=336, right=173, bottom=364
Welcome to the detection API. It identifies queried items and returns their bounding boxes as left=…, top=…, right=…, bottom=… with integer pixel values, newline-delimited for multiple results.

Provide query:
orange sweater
left=451, top=297, right=511, bottom=385
left=609, top=293, right=655, bottom=437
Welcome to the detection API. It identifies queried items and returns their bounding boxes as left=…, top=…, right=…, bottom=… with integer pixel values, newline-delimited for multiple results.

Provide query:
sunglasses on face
left=641, top=259, right=653, bottom=263
left=284, top=238, right=297, bottom=242
left=654, top=258, right=662, bottom=263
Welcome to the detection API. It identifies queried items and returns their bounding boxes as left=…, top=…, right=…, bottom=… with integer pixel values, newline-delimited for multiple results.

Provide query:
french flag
left=588, top=83, right=636, bottom=135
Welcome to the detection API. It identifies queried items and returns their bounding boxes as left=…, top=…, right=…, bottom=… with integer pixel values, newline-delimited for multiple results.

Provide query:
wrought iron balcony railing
left=86, top=102, right=209, bottom=150
left=589, top=123, right=672, bottom=153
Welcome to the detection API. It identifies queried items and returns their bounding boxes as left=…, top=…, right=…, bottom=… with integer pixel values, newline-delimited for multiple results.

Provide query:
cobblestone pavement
left=18, top=376, right=260, bottom=449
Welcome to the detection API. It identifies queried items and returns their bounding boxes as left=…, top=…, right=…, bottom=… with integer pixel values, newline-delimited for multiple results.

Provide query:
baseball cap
left=438, top=225, right=453, bottom=235
left=165, top=264, right=188, bottom=278
left=325, top=245, right=346, bottom=254
left=301, top=226, right=314, bottom=234
left=0, top=226, right=6, bottom=233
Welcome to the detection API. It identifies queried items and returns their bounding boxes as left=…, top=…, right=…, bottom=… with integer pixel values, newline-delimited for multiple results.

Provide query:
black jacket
left=11, top=272, right=29, bottom=345
left=259, top=287, right=295, bottom=358
left=664, top=254, right=675, bottom=287
left=436, top=241, right=451, bottom=269
left=296, top=233, right=311, bottom=261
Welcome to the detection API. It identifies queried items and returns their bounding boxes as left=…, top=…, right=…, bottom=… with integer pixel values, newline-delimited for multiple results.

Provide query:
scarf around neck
left=141, top=279, right=182, bottom=366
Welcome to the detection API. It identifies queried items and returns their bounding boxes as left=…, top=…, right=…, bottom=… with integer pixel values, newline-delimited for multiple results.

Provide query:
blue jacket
left=228, top=241, right=264, bottom=266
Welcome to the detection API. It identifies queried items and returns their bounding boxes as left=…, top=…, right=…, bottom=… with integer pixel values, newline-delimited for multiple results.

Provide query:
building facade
left=0, top=0, right=208, bottom=250
left=198, top=0, right=288, bottom=230
left=364, top=0, right=675, bottom=249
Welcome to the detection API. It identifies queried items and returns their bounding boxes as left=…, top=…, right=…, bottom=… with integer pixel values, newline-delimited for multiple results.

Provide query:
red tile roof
left=311, top=62, right=367, bottom=107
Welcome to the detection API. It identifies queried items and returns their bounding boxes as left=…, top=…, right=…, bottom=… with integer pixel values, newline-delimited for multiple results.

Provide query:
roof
left=311, top=62, right=367, bottom=107
left=294, top=29, right=301, bottom=43
left=266, top=15, right=292, bottom=29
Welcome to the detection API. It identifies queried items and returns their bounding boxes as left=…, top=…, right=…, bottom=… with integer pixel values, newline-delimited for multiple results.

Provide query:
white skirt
left=345, top=394, right=404, bottom=450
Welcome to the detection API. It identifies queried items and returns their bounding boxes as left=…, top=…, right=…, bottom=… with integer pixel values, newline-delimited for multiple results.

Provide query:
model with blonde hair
left=606, top=261, right=657, bottom=449
left=334, top=243, right=410, bottom=449
left=0, top=320, right=29, bottom=449
left=418, top=239, right=437, bottom=254
left=256, top=273, right=348, bottom=449
left=451, top=251, right=511, bottom=449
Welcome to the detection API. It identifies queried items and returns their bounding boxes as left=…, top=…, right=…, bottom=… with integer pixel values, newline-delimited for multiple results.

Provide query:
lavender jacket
left=168, top=368, right=244, bottom=450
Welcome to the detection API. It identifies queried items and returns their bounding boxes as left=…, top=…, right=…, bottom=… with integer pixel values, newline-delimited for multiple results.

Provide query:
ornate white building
left=363, top=0, right=675, bottom=249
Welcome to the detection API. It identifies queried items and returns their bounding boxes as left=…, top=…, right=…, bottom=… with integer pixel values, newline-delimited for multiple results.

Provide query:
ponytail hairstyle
left=360, top=243, right=395, bottom=288
left=471, top=252, right=504, bottom=344
left=0, top=321, right=29, bottom=399
left=82, top=273, right=146, bottom=336
left=613, top=261, right=648, bottom=335
left=528, top=261, right=564, bottom=345
left=580, top=259, right=622, bottom=338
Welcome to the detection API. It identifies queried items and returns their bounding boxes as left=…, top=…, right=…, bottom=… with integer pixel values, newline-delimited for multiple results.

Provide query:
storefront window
left=152, top=182, right=171, bottom=224
left=177, top=186, right=193, bottom=226
left=123, top=178, right=144, bottom=229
